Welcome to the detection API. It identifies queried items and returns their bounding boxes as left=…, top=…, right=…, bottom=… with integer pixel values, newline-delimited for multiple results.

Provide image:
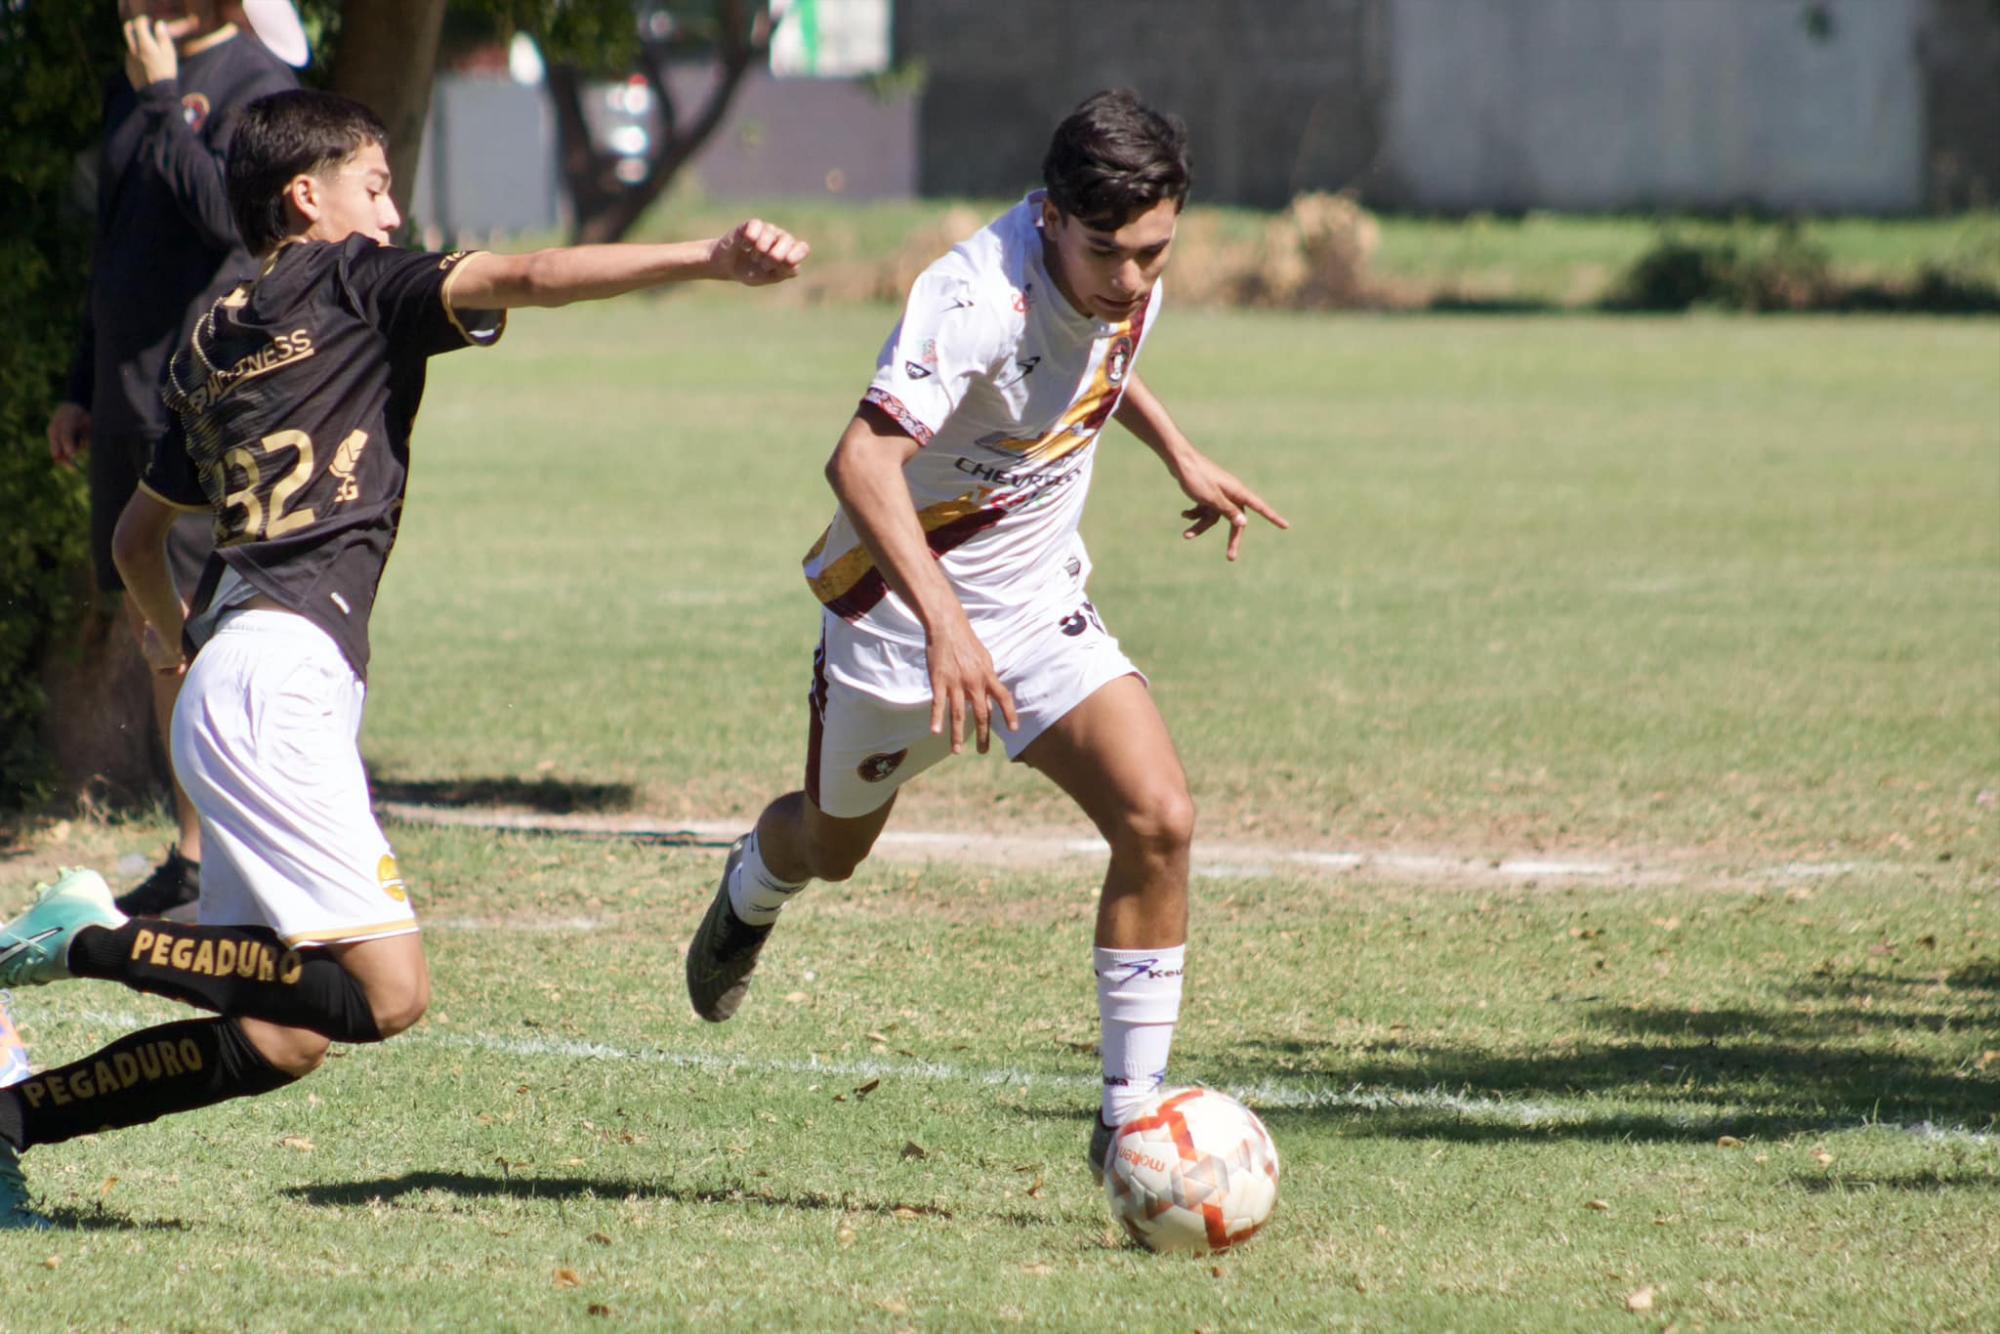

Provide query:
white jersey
left=803, top=193, right=1162, bottom=650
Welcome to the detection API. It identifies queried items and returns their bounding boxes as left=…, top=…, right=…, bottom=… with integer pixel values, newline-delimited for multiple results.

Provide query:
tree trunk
left=327, top=0, right=448, bottom=222
left=547, top=0, right=775, bottom=246
left=39, top=582, right=170, bottom=811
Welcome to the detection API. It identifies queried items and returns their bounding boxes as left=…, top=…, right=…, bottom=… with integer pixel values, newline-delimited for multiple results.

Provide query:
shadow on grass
left=283, top=1172, right=1063, bottom=1229
left=38, top=1208, right=186, bottom=1232
left=1792, top=1169, right=2000, bottom=1194
left=369, top=776, right=637, bottom=815
left=1165, top=964, right=1999, bottom=1144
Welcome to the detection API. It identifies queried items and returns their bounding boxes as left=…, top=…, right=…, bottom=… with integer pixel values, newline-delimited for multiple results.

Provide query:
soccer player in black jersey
left=0, top=89, right=807, bottom=1229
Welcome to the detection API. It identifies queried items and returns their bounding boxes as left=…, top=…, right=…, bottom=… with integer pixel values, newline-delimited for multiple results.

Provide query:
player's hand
left=124, top=16, right=180, bottom=89
left=138, top=623, right=186, bottom=678
left=1171, top=451, right=1290, bottom=562
left=710, top=219, right=809, bottom=287
left=925, top=617, right=1018, bottom=756
left=47, top=402, right=92, bottom=468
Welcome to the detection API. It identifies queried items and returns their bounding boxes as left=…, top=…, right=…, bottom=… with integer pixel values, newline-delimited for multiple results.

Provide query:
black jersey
left=141, top=235, right=503, bottom=678
left=66, top=30, right=297, bottom=441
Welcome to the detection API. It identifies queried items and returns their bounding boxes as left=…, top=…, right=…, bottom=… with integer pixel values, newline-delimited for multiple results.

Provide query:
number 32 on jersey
left=221, top=426, right=368, bottom=544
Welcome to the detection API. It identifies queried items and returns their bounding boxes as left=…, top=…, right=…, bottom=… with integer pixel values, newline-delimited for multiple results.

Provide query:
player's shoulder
left=905, top=198, right=1039, bottom=350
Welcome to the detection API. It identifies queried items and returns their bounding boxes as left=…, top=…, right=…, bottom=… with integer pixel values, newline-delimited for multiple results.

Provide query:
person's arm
left=825, top=404, right=1017, bottom=754
left=111, top=489, right=192, bottom=675
left=126, top=18, right=294, bottom=251
left=446, top=220, right=809, bottom=310
left=51, top=306, right=95, bottom=467
left=1113, top=370, right=1290, bottom=562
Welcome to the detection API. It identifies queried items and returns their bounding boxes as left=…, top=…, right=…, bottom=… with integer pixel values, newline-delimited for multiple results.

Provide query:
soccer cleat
left=113, top=846, right=201, bottom=919
left=0, top=1139, right=50, bottom=1231
left=0, top=868, right=126, bottom=989
left=1088, top=1112, right=1118, bottom=1185
left=685, top=838, right=773, bottom=1022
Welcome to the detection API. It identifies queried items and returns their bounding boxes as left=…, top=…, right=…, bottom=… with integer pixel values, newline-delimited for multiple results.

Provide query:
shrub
left=0, top=3, right=120, bottom=807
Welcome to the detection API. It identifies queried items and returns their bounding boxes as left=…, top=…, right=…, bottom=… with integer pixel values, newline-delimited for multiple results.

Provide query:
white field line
left=28, top=1006, right=1987, bottom=1145
left=375, top=801, right=1900, bottom=889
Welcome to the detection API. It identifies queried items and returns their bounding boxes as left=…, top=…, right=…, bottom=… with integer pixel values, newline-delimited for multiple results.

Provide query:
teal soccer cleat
left=0, top=1140, right=50, bottom=1231
left=0, top=868, right=127, bottom=989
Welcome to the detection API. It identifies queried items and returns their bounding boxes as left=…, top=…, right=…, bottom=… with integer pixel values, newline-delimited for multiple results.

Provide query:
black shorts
left=89, top=429, right=211, bottom=597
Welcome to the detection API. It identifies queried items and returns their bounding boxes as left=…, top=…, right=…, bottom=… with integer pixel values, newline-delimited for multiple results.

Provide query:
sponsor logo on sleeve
left=857, top=749, right=909, bottom=783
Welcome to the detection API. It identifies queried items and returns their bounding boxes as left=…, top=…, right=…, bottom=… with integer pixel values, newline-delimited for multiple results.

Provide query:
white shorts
left=807, top=599, right=1143, bottom=818
left=171, top=609, right=416, bottom=947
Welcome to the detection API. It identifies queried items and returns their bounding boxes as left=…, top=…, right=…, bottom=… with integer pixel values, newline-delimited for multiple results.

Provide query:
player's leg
left=686, top=635, right=940, bottom=1021
left=1018, top=671, right=1194, bottom=1175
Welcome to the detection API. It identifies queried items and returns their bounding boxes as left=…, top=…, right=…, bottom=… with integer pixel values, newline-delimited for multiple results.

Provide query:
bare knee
left=1110, top=787, right=1197, bottom=861
left=806, top=846, right=868, bottom=882
left=244, top=1021, right=331, bottom=1078
left=369, top=975, right=430, bottom=1039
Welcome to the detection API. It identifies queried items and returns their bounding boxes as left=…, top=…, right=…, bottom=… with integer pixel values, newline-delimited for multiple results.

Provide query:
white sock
left=1094, top=944, right=1185, bottom=1125
left=727, top=831, right=807, bottom=926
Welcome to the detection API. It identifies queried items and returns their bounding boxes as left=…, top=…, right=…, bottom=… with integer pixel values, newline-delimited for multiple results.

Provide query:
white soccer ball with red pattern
left=1102, top=1087, right=1280, bottom=1254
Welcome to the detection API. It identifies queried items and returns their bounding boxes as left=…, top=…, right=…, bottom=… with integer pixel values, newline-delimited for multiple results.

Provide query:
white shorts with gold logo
left=171, top=609, right=416, bottom=946
left=806, top=599, right=1144, bottom=819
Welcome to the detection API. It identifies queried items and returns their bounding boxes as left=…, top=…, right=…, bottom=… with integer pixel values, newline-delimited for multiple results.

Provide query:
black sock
left=69, top=922, right=382, bottom=1043
left=0, top=1018, right=294, bottom=1150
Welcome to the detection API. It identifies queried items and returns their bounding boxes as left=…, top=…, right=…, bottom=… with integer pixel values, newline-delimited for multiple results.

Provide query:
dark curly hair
left=1041, top=89, right=1191, bottom=229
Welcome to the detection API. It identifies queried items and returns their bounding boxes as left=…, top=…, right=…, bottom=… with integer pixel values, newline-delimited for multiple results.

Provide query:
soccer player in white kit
left=685, top=90, right=1289, bottom=1177
left=0, top=89, right=808, bottom=1229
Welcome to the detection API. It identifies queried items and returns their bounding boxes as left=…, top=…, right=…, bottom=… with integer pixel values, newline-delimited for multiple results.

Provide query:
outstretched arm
left=446, top=219, right=809, bottom=310
left=826, top=404, right=1018, bottom=754
left=1114, top=371, right=1290, bottom=561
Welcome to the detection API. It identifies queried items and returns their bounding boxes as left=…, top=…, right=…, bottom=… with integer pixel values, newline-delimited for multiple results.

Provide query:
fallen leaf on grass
left=892, top=1207, right=923, bottom=1221
left=783, top=991, right=809, bottom=1004
left=99, top=1177, right=119, bottom=1196
left=42, top=1256, right=59, bottom=1270
left=1716, top=1135, right=1744, bottom=1148
left=1812, top=1150, right=1834, bottom=1167
left=587, top=1304, right=611, bottom=1317
left=1026, top=1176, right=1044, bottom=1199
left=1021, top=1263, right=1052, bottom=1277
left=854, top=1078, right=881, bottom=1100
left=1976, top=1050, right=1999, bottom=1072
left=900, top=1141, right=927, bottom=1160
left=588, top=1232, right=613, bottom=1246
left=280, top=1136, right=315, bottom=1153
left=1585, top=1199, right=1611, bottom=1212
left=1625, top=1286, right=1655, bottom=1312
left=554, top=1268, right=582, bottom=1289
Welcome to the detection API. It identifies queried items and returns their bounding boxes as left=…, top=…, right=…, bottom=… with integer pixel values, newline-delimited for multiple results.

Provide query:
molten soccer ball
left=1102, top=1087, right=1280, bottom=1254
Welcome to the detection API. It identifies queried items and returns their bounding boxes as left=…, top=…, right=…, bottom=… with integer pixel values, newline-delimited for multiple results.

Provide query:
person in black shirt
left=0, top=89, right=808, bottom=1229
left=49, top=1, right=297, bottom=918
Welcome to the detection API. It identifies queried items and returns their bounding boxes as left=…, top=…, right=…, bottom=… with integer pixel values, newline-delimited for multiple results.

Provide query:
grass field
left=4, top=294, right=1997, bottom=1327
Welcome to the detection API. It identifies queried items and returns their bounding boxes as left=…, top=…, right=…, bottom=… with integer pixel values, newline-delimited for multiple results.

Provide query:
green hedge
left=0, top=2, right=121, bottom=807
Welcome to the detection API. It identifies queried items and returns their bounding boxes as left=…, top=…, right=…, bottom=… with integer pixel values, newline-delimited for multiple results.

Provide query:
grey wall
left=661, top=69, right=918, bottom=201
left=414, top=75, right=562, bottom=239
left=901, top=0, right=1993, bottom=214
left=1374, top=0, right=1925, bottom=213
left=898, top=0, right=1387, bottom=208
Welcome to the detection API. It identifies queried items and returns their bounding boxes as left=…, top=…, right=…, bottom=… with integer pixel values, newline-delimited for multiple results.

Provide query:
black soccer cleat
left=113, top=847, right=201, bottom=919
left=1088, top=1113, right=1118, bottom=1186
left=685, top=838, right=774, bottom=1022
